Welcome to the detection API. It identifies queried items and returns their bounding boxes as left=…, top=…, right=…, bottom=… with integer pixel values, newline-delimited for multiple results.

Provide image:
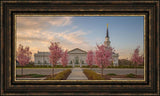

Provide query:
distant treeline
left=118, top=59, right=144, bottom=66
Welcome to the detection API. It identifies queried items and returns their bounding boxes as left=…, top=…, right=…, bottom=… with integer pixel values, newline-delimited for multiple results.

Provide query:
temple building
left=104, top=24, right=119, bottom=66
left=34, top=24, right=119, bottom=67
left=34, top=48, right=88, bottom=67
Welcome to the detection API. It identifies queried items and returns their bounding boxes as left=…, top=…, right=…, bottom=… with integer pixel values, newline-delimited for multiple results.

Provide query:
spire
left=106, top=24, right=109, bottom=38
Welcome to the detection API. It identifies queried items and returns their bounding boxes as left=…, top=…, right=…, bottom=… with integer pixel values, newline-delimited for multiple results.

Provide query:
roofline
left=68, top=48, right=87, bottom=53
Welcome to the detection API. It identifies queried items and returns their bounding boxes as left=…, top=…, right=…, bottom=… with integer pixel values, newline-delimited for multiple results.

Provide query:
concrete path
left=67, top=68, right=88, bottom=80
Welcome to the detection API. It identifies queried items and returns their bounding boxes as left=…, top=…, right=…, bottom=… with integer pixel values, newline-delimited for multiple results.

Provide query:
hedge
left=83, top=69, right=105, bottom=80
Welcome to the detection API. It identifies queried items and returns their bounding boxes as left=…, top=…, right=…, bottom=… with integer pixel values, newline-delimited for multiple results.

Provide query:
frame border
left=0, top=0, right=159, bottom=95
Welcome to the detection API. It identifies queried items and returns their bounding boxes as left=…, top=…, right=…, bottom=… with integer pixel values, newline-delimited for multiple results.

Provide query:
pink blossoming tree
left=49, top=42, right=63, bottom=77
left=131, top=46, right=144, bottom=76
left=61, top=50, right=69, bottom=68
left=17, top=44, right=32, bottom=75
left=95, top=44, right=113, bottom=76
left=86, top=50, right=94, bottom=69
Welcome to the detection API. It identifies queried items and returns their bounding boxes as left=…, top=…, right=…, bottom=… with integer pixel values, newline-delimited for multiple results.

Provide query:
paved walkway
left=67, top=68, right=88, bottom=80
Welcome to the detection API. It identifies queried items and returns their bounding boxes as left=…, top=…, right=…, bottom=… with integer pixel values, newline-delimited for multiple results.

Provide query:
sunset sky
left=16, top=16, right=144, bottom=60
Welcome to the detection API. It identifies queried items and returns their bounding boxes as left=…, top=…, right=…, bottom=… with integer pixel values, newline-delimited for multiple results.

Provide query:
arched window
left=75, top=56, right=79, bottom=64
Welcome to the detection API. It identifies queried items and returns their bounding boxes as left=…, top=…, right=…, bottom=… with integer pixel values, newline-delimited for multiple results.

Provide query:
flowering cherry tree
left=61, top=50, right=69, bottom=68
left=49, top=42, right=63, bottom=76
left=17, top=44, right=32, bottom=75
left=131, top=46, right=144, bottom=76
left=95, top=44, right=113, bottom=76
left=86, top=50, right=94, bottom=69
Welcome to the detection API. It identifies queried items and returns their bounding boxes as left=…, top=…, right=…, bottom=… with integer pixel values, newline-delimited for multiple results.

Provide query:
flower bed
left=83, top=69, right=105, bottom=80
left=46, top=69, right=71, bottom=80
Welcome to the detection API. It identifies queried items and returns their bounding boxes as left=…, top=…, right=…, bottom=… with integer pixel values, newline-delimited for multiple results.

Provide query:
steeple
left=106, top=24, right=109, bottom=38
left=104, top=24, right=111, bottom=47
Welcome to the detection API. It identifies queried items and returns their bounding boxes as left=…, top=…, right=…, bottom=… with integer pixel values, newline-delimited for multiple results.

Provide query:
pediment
left=68, top=48, right=87, bottom=54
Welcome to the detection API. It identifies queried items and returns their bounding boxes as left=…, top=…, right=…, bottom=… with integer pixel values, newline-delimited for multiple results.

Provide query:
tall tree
left=131, top=46, right=144, bottom=76
left=86, top=50, right=94, bottom=69
left=61, top=50, right=69, bottom=68
left=95, top=44, right=113, bottom=76
left=49, top=42, right=63, bottom=77
left=17, top=44, right=32, bottom=75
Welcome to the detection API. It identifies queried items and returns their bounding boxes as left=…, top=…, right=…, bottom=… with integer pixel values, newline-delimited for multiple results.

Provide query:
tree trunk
left=136, top=63, right=137, bottom=77
left=90, top=65, right=92, bottom=70
left=101, top=67, right=104, bottom=77
left=52, top=67, right=54, bottom=77
left=134, top=62, right=137, bottom=77
left=21, top=66, right=23, bottom=76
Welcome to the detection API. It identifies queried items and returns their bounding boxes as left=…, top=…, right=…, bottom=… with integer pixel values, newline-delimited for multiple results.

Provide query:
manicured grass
left=126, top=73, right=136, bottom=78
left=107, top=73, right=117, bottom=76
left=46, top=69, right=71, bottom=80
left=16, top=74, right=46, bottom=78
left=83, top=69, right=105, bottom=80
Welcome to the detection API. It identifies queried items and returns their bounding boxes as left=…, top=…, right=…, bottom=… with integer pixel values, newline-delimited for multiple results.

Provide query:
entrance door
left=74, top=56, right=79, bottom=67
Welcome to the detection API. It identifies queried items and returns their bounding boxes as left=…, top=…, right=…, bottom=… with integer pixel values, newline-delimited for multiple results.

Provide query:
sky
left=16, top=16, right=144, bottom=60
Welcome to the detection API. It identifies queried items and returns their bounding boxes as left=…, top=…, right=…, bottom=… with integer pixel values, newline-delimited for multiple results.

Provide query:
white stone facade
left=34, top=48, right=88, bottom=67
left=34, top=52, right=50, bottom=66
left=67, top=48, right=88, bottom=67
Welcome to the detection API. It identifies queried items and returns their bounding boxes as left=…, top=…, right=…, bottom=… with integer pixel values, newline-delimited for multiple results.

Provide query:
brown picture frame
left=0, top=0, right=159, bottom=95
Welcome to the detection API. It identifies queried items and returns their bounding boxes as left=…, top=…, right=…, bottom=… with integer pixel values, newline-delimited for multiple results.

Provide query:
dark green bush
left=126, top=73, right=136, bottom=78
left=83, top=69, right=105, bottom=80
left=82, top=65, right=99, bottom=68
left=107, top=73, right=117, bottom=76
left=54, top=65, right=72, bottom=68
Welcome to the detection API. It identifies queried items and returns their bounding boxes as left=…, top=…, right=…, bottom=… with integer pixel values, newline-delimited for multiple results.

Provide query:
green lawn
left=16, top=74, right=46, bottom=78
